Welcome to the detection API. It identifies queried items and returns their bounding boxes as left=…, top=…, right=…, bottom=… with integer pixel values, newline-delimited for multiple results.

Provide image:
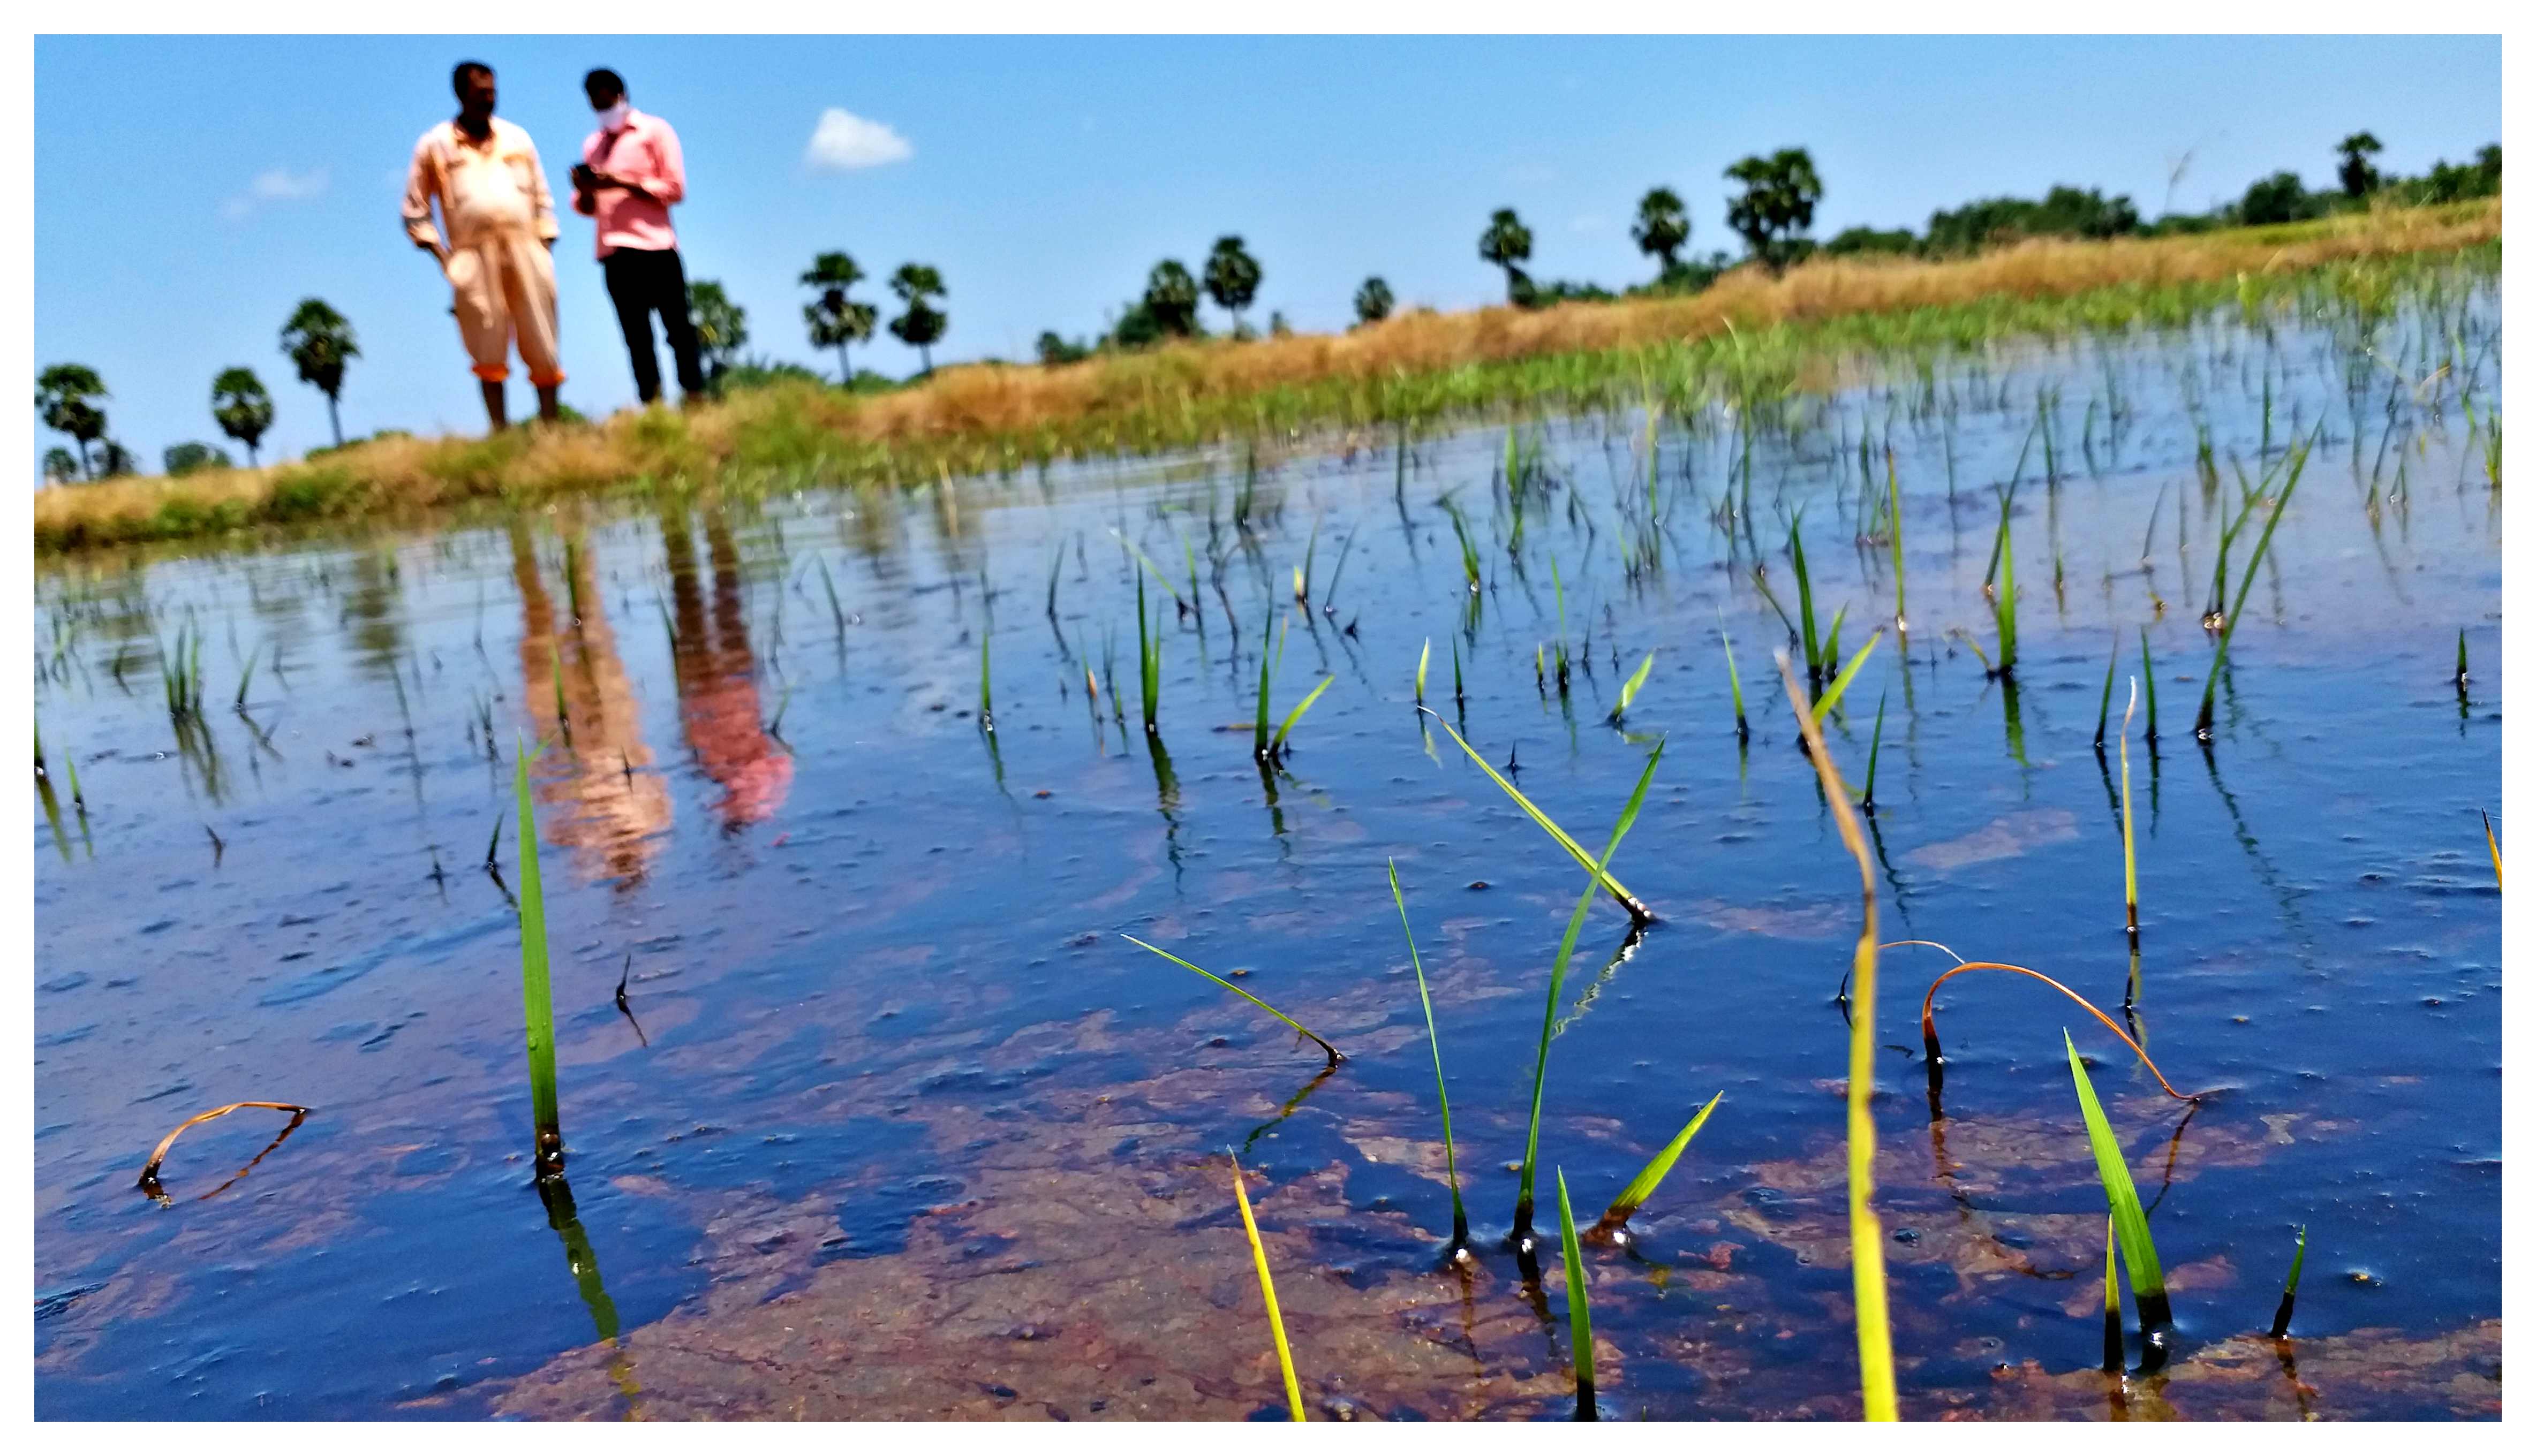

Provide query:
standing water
left=35, top=280, right=2499, bottom=1419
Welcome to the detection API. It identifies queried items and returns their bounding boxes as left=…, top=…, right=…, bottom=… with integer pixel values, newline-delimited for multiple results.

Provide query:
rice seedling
left=1414, top=637, right=1431, bottom=706
left=1253, top=603, right=1278, bottom=761
left=235, top=643, right=260, bottom=708
left=2139, top=630, right=2161, bottom=742
left=1183, top=536, right=1204, bottom=627
left=1789, top=515, right=1822, bottom=678
left=1717, top=610, right=1749, bottom=741
left=2456, top=627, right=2469, bottom=686
left=1136, top=570, right=1162, bottom=734
left=1444, top=497, right=1482, bottom=593
left=1297, top=514, right=1322, bottom=603
left=1859, top=691, right=1887, bottom=813
left=1811, top=629, right=1884, bottom=724
left=1775, top=650, right=1897, bottom=1421
left=2269, top=1225, right=2308, bottom=1339
left=1556, top=1168, right=1596, bottom=1420
left=1422, top=711, right=1656, bottom=923
left=1121, top=935, right=1342, bottom=1064
left=1590, top=1090, right=1722, bottom=1241
left=1990, top=499, right=2019, bottom=676
left=977, top=633, right=995, bottom=732
left=2101, top=1217, right=2125, bottom=1372
left=1268, top=677, right=1334, bottom=761
left=1451, top=639, right=1466, bottom=715
left=34, top=709, right=45, bottom=776
left=1321, top=527, right=1358, bottom=612
left=159, top=624, right=205, bottom=720
left=1884, top=449, right=1907, bottom=634
left=2066, top=1028, right=2172, bottom=1370
left=2119, top=680, right=2140, bottom=944
left=821, top=554, right=848, bottom=637
left=1109, top=528, right=1192, bottom=615
left=2484, top=810, right=2501, bottom=887
left=1512, top=740, right=1661, bottom=1245
left=2195, top=437, right=2312, bottom=740
left=1229, top=1157, right=1305, bottom=1421
left=37, top=774, right=71, bottom=863
left=1389, top=861, right=1467, bottom=1254
left=2092, top=639, right=2117, bottom=749
left=514, top=732, right=564, bottom=1177
left=1606, top=650, right=1654, bottom=725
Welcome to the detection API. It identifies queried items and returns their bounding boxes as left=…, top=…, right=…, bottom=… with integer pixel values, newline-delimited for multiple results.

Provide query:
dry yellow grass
left=33, top=200, right=2496, bottom=554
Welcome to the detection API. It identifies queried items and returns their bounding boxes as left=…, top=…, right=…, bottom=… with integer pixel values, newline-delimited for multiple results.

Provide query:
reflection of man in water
left=402, top=60, right=565, bottom=430
left=511, top=521, right=671, bottom=884
left=661, top=506, right=791, bottom=828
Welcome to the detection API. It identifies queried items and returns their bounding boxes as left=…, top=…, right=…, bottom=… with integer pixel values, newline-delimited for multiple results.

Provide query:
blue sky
left=32, top=34, right=2501, bottom=479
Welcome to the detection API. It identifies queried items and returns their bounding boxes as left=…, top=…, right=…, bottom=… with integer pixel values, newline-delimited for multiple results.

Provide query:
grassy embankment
left=33, top=200, right=2497, bottom=555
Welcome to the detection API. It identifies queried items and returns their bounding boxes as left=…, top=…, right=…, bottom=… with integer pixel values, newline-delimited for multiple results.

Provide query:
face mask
left=595, top=100, right=631, bottom=132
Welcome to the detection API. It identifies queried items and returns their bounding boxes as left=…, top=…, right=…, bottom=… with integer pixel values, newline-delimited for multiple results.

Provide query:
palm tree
left=2337, top=131, right=2384, bottom=198
left=1202, top=236, right=1264, bottom=334
left=1142, top=260, right=1200, bottom=338
left=279, top=299, right=359, bottom=447
left=210, top=367, right=275, bottom=466
left=1631, top=186, right=1691, bottom=278
left=42, top=448, right=79, bottom=484
left=686, top=280, right=750, bottom=384
left=1478, top=208, right=1534, bottom=303
left=886, top=263, right=949, bottom=373
left=34, top=363, right=109, bottom=479
left=801, top=251, right=878, bottom=385
left=1724, top=148, right=1824, bottom=275
left=1354, top=276, right=1394, bottom=327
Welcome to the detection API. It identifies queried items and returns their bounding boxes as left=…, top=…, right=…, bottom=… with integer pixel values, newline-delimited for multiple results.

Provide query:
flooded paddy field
left=34, top=277, right=2500, bottom=1419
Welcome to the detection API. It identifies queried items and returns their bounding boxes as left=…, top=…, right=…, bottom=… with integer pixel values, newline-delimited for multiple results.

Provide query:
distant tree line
left=34, top=130, right=2498, bottom=483
left=1820, top=135, right=2502, bottom=261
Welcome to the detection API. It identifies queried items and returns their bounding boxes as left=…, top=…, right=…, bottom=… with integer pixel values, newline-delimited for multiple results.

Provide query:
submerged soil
left=33, top=280, right=2500, bottom=1418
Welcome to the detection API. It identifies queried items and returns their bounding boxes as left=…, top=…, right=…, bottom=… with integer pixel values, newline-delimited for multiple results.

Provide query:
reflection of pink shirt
left=574, top=109, right=685, bottom=258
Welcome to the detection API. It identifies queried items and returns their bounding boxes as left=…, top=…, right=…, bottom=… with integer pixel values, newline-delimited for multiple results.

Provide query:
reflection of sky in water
left=33, top=284, right=2499, bottom=1416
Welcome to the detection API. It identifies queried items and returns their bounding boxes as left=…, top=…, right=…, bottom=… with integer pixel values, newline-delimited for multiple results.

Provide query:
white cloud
left=222, top=166, right=329, bottom=220
left=252, top=167, right=329, bottom=201
left=804, top=109, right=912, bottom=172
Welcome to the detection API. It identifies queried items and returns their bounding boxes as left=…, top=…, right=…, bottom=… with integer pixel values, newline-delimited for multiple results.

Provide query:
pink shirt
left=574, top=109, right=686, bottom=257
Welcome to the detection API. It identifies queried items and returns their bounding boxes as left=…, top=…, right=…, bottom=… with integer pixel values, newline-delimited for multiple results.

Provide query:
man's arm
left=571, top=136, right=599, bottom=217
left=518, top=131, right=560, bottom=245
left=401, top=133, right=448, bottom=260
left=645, top=118, right=686, bottom=208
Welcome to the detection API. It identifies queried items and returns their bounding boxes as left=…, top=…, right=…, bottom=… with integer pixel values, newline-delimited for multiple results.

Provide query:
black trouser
left=602, top=246, right=706, bottom=403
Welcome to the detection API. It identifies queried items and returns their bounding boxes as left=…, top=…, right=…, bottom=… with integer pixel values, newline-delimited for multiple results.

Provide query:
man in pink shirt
left=570, top=69, right=706, bottom=407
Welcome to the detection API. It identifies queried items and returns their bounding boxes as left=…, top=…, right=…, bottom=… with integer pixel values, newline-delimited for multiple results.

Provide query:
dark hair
left=451, top=60, right=493, bottom=96
left=584, top=67, right=625, bottom=99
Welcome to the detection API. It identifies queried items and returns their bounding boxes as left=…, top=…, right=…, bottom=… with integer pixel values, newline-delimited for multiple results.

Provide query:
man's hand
left=417, top=238, right=449, bottom=266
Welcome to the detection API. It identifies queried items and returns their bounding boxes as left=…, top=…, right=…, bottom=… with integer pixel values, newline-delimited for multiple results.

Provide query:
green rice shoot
left=1122, top=934, right=1341, bottom=1064
left=1390, top=860, right=1467, bottom=1252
